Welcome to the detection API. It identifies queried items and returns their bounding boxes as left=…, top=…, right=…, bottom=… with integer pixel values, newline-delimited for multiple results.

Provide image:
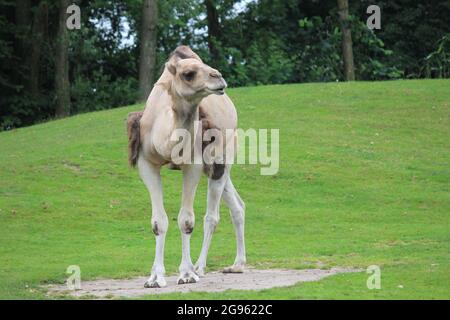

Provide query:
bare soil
left=47, top=267, right=360, bottom=298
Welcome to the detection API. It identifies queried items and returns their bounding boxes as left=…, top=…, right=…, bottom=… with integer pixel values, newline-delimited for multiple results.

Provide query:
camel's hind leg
left=194, top=170, right=228, bottom=276
left=222, top=176, right=246, bottom=273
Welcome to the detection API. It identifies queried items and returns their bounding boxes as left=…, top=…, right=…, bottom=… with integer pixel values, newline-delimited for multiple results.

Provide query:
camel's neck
left=173, top=100, right=199, bottom=130
left=167, top=89, right=202, bottom=161
left=170, top=87, right=201, bottom=132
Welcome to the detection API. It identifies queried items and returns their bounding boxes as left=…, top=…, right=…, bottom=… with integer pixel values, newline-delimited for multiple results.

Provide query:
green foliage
left=297, top=16, right=342, bottom=82
left=68, top=0, right=139, bottom=114
left=423, top=34, right=450, bottom=78
left=1, top=0, right=449, bottom=130
left=244, top=37, right=295, bottom=85
left=350, top=19, right=403, bottom=80
left=353, top=0, right=450, bottom=78
left=202, top=45, right=250, bottom=87
left=0, top=0, right=140, bottom=130
left=200, top=37, right=295, bottom=87
left=295, top=15, right=402, bottom=82
left=0, top=94, right=47, bottom=131
left=71, top=73, right=138, bottom=114
left=157, top=0, right=204, bottom=54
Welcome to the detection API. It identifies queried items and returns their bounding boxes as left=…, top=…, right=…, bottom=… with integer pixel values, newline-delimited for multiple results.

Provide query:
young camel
left=127, top=46, right=246, bottom=288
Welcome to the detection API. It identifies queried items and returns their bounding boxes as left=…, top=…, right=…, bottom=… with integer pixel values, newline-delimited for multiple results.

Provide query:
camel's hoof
left=144, top=280, right=159, bottom=288
left=177, top=272, right=199, bottom=285
left=222, top=265, right=245, bottom=273
left=144, top=275, right=166, bottom=288
left=194, top=264, right=206, bottom=277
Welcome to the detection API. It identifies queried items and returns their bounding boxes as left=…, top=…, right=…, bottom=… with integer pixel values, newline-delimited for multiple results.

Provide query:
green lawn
left=0, top=80, right=449, bottom=299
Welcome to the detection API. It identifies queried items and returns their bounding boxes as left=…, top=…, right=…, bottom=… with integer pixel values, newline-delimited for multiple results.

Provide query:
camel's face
left=168, top=58, right=227, bottom=100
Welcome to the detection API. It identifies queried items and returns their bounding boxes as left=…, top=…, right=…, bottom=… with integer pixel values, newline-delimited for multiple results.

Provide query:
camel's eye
left=183, top=71, right=196, bottom=81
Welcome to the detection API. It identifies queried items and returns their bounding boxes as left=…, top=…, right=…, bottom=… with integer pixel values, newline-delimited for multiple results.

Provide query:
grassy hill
left=0, top=80, right=449, bottom=299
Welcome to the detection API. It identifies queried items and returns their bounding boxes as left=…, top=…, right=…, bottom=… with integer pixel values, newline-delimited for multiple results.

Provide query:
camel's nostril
left=210, top=72, right=222, bottom=78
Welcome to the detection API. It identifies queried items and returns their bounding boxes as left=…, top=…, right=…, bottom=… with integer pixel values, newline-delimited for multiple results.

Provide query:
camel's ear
left=166, top=62, right=176, bottom=75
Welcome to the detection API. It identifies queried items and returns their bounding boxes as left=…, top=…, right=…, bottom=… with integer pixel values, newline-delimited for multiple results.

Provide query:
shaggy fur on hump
left=127, top=111, right=144, bottom=167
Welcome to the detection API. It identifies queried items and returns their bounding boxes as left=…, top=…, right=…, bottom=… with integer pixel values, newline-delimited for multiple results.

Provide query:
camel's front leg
left=177, top=164, right=202, bottom=284
left=138, top=158, right=168, bottom=288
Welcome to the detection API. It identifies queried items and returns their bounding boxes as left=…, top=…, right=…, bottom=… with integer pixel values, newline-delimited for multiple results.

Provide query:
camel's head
left=166, top=58, right=227, bottom=101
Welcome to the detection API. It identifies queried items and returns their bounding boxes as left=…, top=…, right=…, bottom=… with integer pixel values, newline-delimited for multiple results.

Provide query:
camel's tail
left=127, top=111, right=144, bottom=167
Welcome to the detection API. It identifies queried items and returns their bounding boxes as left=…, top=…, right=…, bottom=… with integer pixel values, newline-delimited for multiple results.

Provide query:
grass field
left=0, top=79, right=449, bottom=299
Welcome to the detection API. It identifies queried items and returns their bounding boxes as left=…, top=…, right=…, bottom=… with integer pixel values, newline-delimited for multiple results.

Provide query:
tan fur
left=139, top=46, right=237, bottom=170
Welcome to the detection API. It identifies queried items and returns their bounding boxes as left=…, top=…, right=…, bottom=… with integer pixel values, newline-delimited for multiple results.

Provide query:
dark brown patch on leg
left=152, top=222, right=159, bottom=235
left=184, top=221, right=194, bottom=234
left=211, top=163, right=225, bottom=180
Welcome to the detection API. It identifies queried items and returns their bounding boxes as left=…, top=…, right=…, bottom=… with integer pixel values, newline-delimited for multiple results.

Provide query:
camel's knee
left=231, top=207, right=245, bottom=226
left=204, top=213, right=219, bottom=230
left=223, top=187, right=245, bottom=218
left=151, top=215, right=168, bottom=236
left=178, top=208, right=195, bottom=234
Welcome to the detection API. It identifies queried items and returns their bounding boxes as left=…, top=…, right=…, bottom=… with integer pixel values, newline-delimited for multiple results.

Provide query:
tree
left=14, top=0, right=31, bottom=86
left=337, top=0, right=355, bottom=81
left=30, top=1, right=48, bottom=98
left=205, top=0, right=220, bottom=65
left=14, top=0, right=30, bottom=57
left=138, top=0, right=158, bottom=102
left=55, top=0, right=70, bottom=117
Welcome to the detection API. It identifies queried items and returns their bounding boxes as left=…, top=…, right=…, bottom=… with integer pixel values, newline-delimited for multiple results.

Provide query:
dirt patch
left=47, top=267, right=360, bottom=298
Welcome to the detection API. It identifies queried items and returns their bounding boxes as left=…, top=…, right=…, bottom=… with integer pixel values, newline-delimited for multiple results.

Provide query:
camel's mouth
left=208, top=87, right=225, bottom=95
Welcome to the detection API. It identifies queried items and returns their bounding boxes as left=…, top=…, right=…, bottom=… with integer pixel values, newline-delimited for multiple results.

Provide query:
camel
left=127, top=46, right=246, bottom=288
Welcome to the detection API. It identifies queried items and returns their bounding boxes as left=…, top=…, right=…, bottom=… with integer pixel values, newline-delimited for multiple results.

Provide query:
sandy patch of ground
left=47, top=268, right=360, bottom=298
left=47, top=267, right=360, bottom=298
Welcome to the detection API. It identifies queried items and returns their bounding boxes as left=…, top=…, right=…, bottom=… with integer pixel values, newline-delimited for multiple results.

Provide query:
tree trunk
left=55, top=0, right=70, bottom=117
left=337, top=0, right=355, bottom=81
left=30, top=2, right=48, bottom=98
left=205, top=0, right=220, bottom=64
left=15, top=0, right=31, bottom=57
left=14, top=0, right=31, bottom=85
left=138, top=0, right=158, bottom=102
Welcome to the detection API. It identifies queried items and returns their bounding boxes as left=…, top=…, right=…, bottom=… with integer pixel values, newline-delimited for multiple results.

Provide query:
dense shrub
left=71, top=74, right=138, bottom=114
left=422, top=34, right=450, bottom=78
